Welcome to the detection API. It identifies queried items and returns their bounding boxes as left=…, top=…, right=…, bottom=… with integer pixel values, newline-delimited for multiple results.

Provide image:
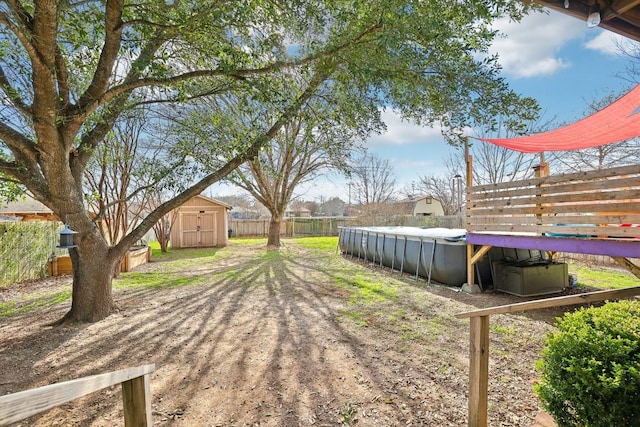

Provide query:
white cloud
left=585, top=31, right=638, bottom=56
left=490, top=10, right=585, bottom=78
left=367, top=109, right=444, bottom=146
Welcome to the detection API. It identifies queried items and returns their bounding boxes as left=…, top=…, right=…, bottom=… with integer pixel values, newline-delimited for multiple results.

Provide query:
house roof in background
left=0, top=196, right=58, bottom=221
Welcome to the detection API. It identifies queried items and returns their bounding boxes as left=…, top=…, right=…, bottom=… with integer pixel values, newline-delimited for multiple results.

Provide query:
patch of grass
left=231, top=237, right=268, bottom=245
left=149, top=249, right=216, bottom=264
left=0, top=289, right=72, bottom=317
left=258, top=248, right=291, bottom=262
left=333, top=273, right=398, bottom=303
left=346, top=311, right=368, bottom=327
left=339, top=402, right=358, bottom=425
left=568, top=263, right=639, bottom=289
left=490, top=324, right=516, bottom=336
left=293, top=236, right=339, bottom=252
left=399, top=323, right=423, bottom=341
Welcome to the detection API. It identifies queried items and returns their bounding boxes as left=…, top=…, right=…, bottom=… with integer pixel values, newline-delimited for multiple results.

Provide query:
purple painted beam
left=466, top=233, right=640, bottom=258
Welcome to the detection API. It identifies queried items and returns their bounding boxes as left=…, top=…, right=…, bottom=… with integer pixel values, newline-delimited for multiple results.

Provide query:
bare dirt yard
left=0, top=238, right=595, bottom=426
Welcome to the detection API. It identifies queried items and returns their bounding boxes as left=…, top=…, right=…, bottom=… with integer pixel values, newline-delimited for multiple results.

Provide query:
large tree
left=350, top=153, right=398, bottom=206
left=226, top=87, right=371, bottom=247
left=0, top=0, right=538, bottom=322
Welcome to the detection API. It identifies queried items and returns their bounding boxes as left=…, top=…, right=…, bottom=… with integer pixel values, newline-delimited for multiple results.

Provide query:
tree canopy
left=0, top=0, right=538, bottom=322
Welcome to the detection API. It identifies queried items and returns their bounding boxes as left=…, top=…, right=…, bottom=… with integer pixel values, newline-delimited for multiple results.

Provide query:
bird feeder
left=57, top=224, right=78, bottom=249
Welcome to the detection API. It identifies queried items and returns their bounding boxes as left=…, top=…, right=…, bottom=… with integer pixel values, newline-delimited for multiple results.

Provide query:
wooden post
left=0, top=364, right=155, bottom=426
left=466, top=149, right=474, bottom=285
left=457, top=287, right=640, bottom=427
left=533, top=162, right=549, bottom=229
left=122, top=373, right=153, bottom=427
left=467, top=244, right=475, bottom=286
left=468, top=315, right=489, bottom=427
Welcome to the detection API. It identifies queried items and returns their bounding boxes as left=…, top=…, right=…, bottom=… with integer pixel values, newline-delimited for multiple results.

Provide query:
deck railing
left=0, top=364, right=155, bottom=426
left=456, top=288, right=640, bottom=427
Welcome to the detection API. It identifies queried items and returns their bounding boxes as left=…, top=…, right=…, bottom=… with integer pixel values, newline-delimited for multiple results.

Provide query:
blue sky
left=214, top=9, right=639, bottom=203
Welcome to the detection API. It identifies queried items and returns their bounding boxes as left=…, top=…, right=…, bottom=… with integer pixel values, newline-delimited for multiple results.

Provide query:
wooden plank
left=122, top=374, right=153, bottom=427
left=456, top=287, right=640, bottom=319
left=471, top=192, right=640, bottom=209
left=0, top=365, right=155, bottom=425
left=468, top=224, right=640, bottom=237
left=469, top=202, right=640, bottom=216
left=471, top=164, right=640, bottom=192
left=470, top=214, right=640, bottom=226
left=484, top=191, right=640, bottom=209
left=470, top=176, right=640, bottom=201
left=612, top=257, right=640, bottom=280
left=470, top=245, right=493, bottom=265
left=470, top=190, right=640, bottom=209
left=465, top=233, right=640, bottom=258
left=468, top=315, right=489, bottom=427
left=467, top=244, right=474, bottom=286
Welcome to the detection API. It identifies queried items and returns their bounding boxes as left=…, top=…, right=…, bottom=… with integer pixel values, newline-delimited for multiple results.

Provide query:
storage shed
left=170, top=195, right=232, bottom=248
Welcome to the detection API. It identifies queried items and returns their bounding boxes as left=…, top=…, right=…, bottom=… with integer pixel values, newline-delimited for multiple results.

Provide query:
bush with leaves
left=535, top=300, right=640, bottom=427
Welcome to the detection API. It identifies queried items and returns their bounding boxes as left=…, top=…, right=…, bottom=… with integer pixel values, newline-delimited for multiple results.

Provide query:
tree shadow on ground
left=0, top=241, right=549, bottom=426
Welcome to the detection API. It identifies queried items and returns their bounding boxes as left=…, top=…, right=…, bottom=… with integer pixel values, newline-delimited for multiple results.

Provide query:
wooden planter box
left=48, top=246, right=151, bottom=276
left=121, top=246, right=151, bottom=272
left=48, top=255, right=73, bottom=276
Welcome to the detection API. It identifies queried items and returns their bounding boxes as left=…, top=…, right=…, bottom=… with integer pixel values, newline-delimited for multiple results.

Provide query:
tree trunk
left=159, top=236, right=169, bottom=252
left=63, top=230, right=118, bottom=323
left=153, top=216, right=171, bottom=252
left=267, top=215, right=282, bottom=248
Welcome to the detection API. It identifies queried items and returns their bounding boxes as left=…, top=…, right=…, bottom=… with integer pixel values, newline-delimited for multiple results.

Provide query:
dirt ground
left=0, top=239, right=599, bottom=426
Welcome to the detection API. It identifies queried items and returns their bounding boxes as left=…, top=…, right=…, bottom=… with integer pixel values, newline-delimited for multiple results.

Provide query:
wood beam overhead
left=531, top=0, right=640, bottom=41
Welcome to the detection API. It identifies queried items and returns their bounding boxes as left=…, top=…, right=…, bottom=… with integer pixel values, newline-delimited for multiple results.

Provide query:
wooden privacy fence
left=456, top=288, right=640, bottom=427
left=467, top=164, right=640, bottom=238
left=229, top=215, right=465, bottom=238
left=229, top=217, right=353, bottom=237
left=0, top=364, right=155, bottom=427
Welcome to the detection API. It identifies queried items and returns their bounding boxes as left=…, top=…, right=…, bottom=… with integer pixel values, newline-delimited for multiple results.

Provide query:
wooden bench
left=0, top=364, right=155, bottom=426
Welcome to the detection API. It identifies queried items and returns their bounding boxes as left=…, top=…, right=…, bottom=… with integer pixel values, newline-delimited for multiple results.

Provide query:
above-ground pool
left=338, top=226, right=549, bottom=289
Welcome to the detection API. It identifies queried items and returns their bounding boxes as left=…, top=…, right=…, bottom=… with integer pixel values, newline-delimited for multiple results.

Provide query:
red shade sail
left=479, top=84, right=640, bottom=153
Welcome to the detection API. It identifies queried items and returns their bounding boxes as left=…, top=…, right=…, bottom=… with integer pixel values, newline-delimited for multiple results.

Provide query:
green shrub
left=535, top=300, right=640, bottom=427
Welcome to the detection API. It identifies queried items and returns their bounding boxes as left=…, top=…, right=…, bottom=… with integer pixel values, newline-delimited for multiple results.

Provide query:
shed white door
left=180, top=211, right=217, bottom=247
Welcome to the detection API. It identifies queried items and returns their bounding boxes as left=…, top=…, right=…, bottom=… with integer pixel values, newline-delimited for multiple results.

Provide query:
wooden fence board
left=469, top=215, right=640, bottom=226
left=471, top=176, right=640, bottom=201
left=471, top=164, right=640, bottom=192
left=468, top=224, right=639, bottom=237
left=469, top=202, right=640, bottom=217
left=471, top=190, right=640, bottom=209
left=0, top=365, right=155, bottom=425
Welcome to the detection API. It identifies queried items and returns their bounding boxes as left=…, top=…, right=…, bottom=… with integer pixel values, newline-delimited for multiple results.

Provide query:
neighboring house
left=170, top=195, right=232, bottom=248
left=392, top=196, right=444, bottom=217
left=0, top=196, right=58, bottom=221
left=230, top=206, right=265, bottom=220
left=412, top=196, right=444, bottom=216
left=285, top=207, right=311, bottom=218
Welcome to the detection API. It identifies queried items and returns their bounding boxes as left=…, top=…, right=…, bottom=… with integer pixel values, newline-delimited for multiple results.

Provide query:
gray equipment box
left=492, top=261, right=568, bottom=297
